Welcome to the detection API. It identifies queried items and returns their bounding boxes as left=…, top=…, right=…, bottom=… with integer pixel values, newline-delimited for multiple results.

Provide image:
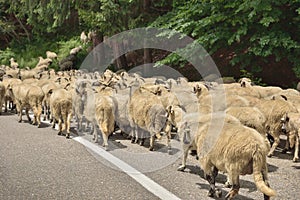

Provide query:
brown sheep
left=2, top=78, right=22, bottom=112
left=225, top=106, right=267, bottom=136
left=256, top=99, right=298, bottom=157
left=195, top=122, right=276, bottom=199
left=49, top=88, right=73, bottom=138
left=128, top=86, right=171, bottom=152
left=41, top=82, right=59, bottom=121
left=10, top=83, right=44, bottom=127
left=94, top=93, right=115, bottom=150
left=177, top=112, right=241, bottom=172
left=281, top=112, right=300, bottom=162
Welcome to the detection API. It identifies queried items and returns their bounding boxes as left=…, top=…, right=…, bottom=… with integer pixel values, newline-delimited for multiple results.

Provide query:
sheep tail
left=252, top=146, right=277, bottom=197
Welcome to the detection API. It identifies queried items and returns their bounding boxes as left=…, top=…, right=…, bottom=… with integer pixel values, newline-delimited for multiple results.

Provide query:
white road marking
left=73, top=136, right=181, bottom=200
left=34, top=114, right=181, bottom=199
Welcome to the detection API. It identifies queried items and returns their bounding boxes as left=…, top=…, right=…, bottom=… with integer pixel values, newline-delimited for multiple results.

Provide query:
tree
left=152, top=0, right=300, bottom=86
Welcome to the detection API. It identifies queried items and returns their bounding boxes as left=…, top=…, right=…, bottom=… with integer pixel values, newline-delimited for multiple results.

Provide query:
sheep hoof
left=139, top=139, right=144, bottom=146
left=207, top=191, right=214, bottom=197
left=131, top=137, right=135, bottom=143
left=177, top=165, right=186, bottom=172
left=103, top=146, right=108, bottom=151
left=66, top=135, right=70, bottom=139
left=293, top=157, right=299, bottom=162
left=267, top=153, right=273, bottom=157
left=149, top=147, right=154, bottom=151
left=168, top=148, right=172, bottom=155
left=18, top=120, right=22, bottom=123
left=215, top=189, right=222, bottom=198
left=224, top=181, right=232, bottom=188
left=37, top=124, right=41, bottom=128
left=58, top=132, right=62, bottom=136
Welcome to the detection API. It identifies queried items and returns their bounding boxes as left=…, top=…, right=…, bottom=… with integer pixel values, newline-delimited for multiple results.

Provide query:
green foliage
left=0, top=48, right=15, bottom=65
left=240, top=69, right=265, bottom=86
left=151, top=0, right=300, bottom=79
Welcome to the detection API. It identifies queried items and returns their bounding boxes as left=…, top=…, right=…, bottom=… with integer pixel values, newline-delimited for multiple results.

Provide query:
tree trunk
left=112, top=40, right=128, bottom=70
left=143, top=0, right=151, bottom=12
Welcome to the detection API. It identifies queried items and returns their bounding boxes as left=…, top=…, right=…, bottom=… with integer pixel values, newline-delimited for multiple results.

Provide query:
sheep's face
left=280, top=113, right=290, bottom=134
left=239, top=78, right=252, bottom=87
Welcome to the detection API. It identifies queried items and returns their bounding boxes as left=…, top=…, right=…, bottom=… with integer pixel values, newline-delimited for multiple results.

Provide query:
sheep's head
left=239, top=77, right=252, bottom=87
left=280, top=113, right=290, bottom=134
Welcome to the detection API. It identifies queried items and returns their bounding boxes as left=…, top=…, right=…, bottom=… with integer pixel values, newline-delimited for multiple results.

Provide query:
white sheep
left=70, top=46, right=82, bottom=55
left=46, top=51, right=58, bottom=59
left=80, top=31, right=88, bottom=44
left=9, top=58, right=19, bottom=69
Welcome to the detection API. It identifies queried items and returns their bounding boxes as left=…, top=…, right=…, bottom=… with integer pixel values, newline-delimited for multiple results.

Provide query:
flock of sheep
left=1, top=53, right=300, bottom=199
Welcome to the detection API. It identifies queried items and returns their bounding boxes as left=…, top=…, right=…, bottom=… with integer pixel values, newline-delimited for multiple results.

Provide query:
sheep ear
left=55, top=77, right=61, bottom=83
left=280, top=95, right=288, bottom=101
left=271, top=96, right=275, bottom=100
left=64, top=83, right=71, bottom=90
left=48, top=89, right=53, bottom=95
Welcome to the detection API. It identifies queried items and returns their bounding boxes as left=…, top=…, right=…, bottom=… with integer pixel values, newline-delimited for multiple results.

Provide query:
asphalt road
left=0, top=112, right=299, bottom=200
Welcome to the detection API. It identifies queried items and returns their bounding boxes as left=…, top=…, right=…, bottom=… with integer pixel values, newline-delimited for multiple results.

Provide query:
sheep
left=46, top=51, right=57, bottom=59
left=36, top=56, right=52, bottom=67
left=176, top=112, right=241, bottom=172
left=280, top=112, right=300, bottom=162
left=10, top=83, right=44, bottom=127
left=128, top=85, right=172, bottom=152
left=59, top=61, right=74, bottom=71
left=2, top=78, right=22, bottom=112
left=80, top=31, right=88, bottom=44
left=49, top=88, right=73, bottom=138
left=0, top=68, right=6, bottom=81
left=5, top=68, right=20, bottom=79
left=94, top=93, right=115, bottom=149
left=194, top=122, right=276, bottom=199
left=41, top=82, right=59, bottom=121
left=70, top=46, right=82, bottom=55
left=225, top=106, right=267, bottom=136
left=10, top=58, right=19, bottom=69
left=256, top=98, right=298, bottom=157
left=19, top=68, right=38, bottom=80
left=0, top=81, right=6, bottom=114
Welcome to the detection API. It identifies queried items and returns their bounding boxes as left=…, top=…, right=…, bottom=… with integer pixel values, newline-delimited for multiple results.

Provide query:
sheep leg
left=65, top=113, right=71, bottom=139
left=138, top=138, right=145, bottom=146
left=92, top=124, right=98, bottom=143
left=177, top=144, right=190, bottom=171
left=149, top=135, right=155, bottom=151
left=25, top=108, right=31, bottom=122
left=57, top=118, right=63, bottom=135
left=293, top=133, right=299, bottom=162
left=102, top=132, right=109, bottom=151
left=282, top=133, right=291, bottom=154
left=4, top=99, right=8, bottom=112
left=206, top=167, right=221, bottom=198
left=268, top=134, right=280, bottom=157
left=36, top=106, right=42, bottom=128
left=225, top=173, right=240, bottom=200
left=165, top=122, right=172, bottom=154
left=16, top=104, right=22, bottom=122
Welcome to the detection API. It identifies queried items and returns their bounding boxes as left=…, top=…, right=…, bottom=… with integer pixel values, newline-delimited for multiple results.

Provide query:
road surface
left=0, top=112, right=299, bottom=199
